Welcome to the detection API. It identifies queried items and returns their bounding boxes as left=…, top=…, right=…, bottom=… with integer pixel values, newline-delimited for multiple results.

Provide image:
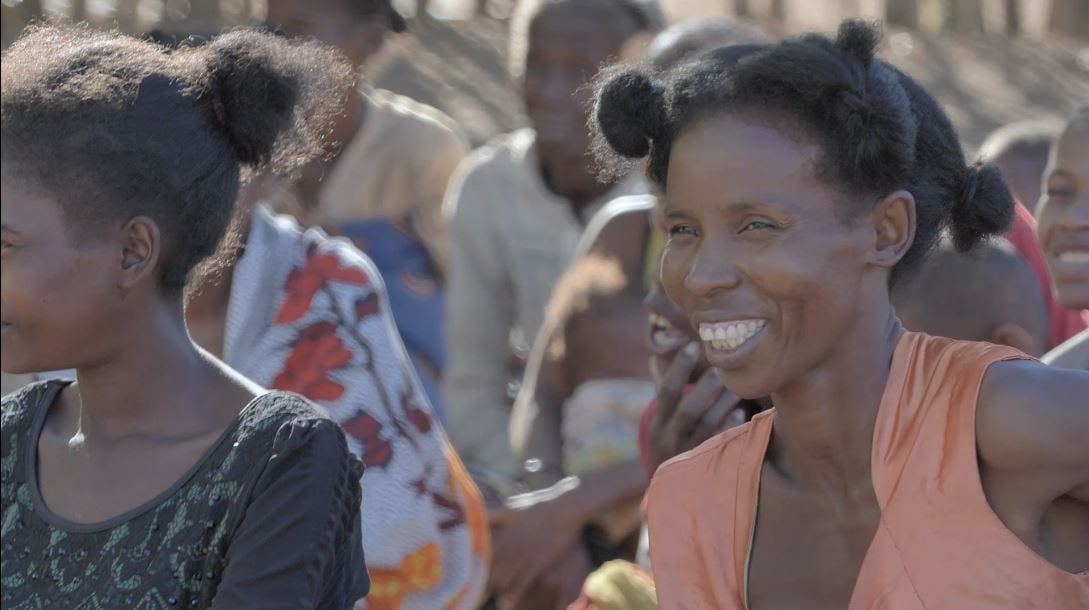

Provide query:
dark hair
left=891, top=237, right=1048, bottom=347
left=1, top=24, right=352, bottom=292
left=544, top=254, right=641, bottom=360
left=593, top=20, right=1013, bottom=284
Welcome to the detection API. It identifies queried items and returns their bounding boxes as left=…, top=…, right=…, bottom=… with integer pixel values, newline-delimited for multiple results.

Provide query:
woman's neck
left=766, top=304, right=903, bottom=494
left=71, top=301, right=232, bottom=443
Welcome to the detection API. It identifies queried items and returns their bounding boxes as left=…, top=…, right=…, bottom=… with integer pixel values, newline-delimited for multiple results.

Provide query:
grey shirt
left=441, top=128, right=646, bottom=478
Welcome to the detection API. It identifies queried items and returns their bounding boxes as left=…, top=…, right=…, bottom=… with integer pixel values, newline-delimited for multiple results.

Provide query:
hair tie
left=959, top=163, right=982, bottom=210
left=211, top=94, right=227, bottom=127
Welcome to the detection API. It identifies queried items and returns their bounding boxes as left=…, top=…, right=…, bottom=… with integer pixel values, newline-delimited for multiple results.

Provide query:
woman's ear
left=870, top=189, right=916, bottom=270
left=116, top=216, right=161, bottom=290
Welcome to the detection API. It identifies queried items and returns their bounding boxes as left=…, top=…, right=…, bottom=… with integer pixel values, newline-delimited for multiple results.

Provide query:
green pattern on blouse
left=0, top=380, right=364, bottom=609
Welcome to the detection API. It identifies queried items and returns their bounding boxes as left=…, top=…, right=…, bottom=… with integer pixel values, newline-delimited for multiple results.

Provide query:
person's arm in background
left=442, top=162, right=520, bottom=480
left=411, top=122, right=470, bottom=273
left=509, top=317, right=569, bottom=490
left=509, top=195, right=656, bottom=485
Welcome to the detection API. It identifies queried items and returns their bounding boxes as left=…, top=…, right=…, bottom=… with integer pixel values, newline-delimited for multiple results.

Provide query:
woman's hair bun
left=834, top=18, right=880, bottom=66
left=593, top=68, right=668, bottom=159
left=204, top=29, right=352, bottom=169
left=949, top=162, right=1015, bottom=252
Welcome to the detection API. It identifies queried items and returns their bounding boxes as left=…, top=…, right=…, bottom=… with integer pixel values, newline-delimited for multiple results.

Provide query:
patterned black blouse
left=1, top=380, right=369, bottom=609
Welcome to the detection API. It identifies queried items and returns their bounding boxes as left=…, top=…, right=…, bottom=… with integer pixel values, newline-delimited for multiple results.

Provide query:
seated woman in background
left=1040, top=105, right=1089, bottom=370
left=494, top=256, right=653, bottom=608
left=1, top=26, right=368, bottom=607
left=595, top=19, right=1089, bottom=609
left=184, top=177, right=490, bottom=608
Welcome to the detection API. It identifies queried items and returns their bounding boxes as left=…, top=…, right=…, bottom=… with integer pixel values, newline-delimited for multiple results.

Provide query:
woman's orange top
left=645, top=332, right=1089, bottom=609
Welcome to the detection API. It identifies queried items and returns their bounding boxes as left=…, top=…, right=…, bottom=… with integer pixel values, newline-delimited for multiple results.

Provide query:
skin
left=494, top=297, right=650, bottom=609
left=660, top=113, right=1089, bottom=609
left=993, top=151, right=1049, bottom=214
left=0, top=172, right=257, bottom=525
left=521, top=3, right=639, bottom=212
left=1037, top=119, right=1089, bottom=311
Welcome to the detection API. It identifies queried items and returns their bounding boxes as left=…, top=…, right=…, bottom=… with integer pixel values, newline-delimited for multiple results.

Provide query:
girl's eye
left=1046, top=188, right=1075, bottom=199
left=667, top=224, right=698, bottom=238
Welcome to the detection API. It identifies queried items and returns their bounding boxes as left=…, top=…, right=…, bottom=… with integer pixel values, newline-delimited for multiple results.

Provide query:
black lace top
left=1, top=381, right=369, bottom=609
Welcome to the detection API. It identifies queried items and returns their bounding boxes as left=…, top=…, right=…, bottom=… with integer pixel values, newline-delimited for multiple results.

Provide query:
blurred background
left=3, top=0, right=1087, bottom=151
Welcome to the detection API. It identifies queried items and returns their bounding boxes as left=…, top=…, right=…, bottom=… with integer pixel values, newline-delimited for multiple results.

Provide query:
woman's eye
left=1047, top=188, right=1075, bottom=199
left=740, top=220, right=776, bottom=233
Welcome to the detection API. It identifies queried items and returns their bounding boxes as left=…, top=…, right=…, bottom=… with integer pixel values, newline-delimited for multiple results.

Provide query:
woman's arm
left=978, top=360, right=1089, bottom=504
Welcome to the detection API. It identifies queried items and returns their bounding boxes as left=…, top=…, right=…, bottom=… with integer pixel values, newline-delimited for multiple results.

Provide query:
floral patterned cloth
left=223, top=207, right=489, bottom=610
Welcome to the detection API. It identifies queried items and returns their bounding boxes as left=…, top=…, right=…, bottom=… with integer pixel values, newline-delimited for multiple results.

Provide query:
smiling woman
left=594, top=19, right=1089, bottom=610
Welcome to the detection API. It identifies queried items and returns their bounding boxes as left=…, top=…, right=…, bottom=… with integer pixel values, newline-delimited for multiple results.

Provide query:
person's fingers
left=686, top=389, right=743, bottom=447
left=654, top=342, right=700, bottom=423
left=670, top=369, right=726, bottom=436
left=702, top=388, right=743, bottom=430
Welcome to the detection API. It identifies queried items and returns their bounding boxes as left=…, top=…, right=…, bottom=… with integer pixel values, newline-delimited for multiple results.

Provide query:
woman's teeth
left=699, top=320, right=766, bottom=351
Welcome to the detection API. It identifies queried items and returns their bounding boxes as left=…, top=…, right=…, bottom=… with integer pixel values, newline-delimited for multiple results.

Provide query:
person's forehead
left=529, top=4, right=637, bottom=52
left=0, top=174, right=63, bottom=231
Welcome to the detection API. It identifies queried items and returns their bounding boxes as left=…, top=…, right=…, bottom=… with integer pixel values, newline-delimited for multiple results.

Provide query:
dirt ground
left=371, top=13, right=1089, bottom=152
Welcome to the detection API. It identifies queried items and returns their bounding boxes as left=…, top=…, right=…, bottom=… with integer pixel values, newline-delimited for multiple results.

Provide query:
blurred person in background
left=267, top=0, right=469, bottom=420
left=492, top=256, right=653, bottom=607
left=442, top=0, right=660, bottom=489
left=979, top=120, right=1060, bottom=215
left=184, top=179, right=490, bottom=610
left=978, top=119, right=1089, bottom=349
left=891, top=237, right=1050, bottom=356
left=1040, top=105, right=1089, bottom=369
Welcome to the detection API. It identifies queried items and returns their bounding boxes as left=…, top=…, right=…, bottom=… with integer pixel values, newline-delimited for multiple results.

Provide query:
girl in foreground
left=594, top=20, right=1088, bottom=609
left=1, top=26, right=368, bottom=607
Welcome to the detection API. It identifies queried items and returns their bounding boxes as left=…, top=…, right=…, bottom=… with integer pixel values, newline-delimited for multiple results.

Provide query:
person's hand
left=649, top=342, right=747, bottom=470
left=487, top=483, right=585, bottom=603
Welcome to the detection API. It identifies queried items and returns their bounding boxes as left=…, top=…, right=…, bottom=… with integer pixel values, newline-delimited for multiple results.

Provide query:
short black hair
left=891, top=237, right=1048, bottom=348
left=1, top=25, right=351, bottom=292
left=593, top=20, right=1014, bottom=285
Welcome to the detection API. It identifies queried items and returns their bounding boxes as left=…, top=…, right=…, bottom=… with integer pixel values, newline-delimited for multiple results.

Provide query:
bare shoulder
left=977, top=359, right=1089, bottom=477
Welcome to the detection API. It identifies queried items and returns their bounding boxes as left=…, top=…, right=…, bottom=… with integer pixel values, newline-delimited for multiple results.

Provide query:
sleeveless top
left=645, top=332, right=1089, bottom=609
